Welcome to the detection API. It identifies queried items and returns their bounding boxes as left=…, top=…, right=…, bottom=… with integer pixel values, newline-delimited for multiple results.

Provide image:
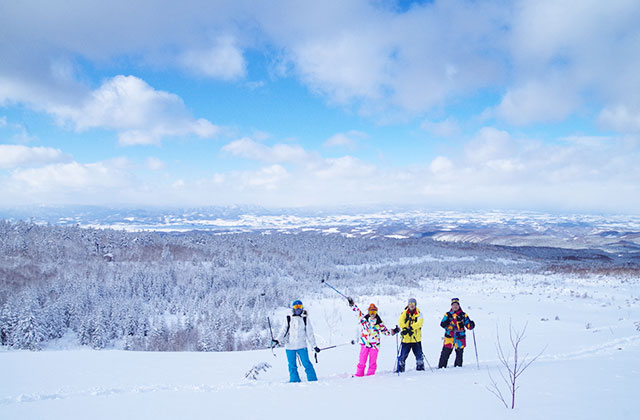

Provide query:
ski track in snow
left=0, top=382, right=256, bottom=406
left=0, top=375, right=367, bottom=406
left=541, top=334, right=640, bottom=362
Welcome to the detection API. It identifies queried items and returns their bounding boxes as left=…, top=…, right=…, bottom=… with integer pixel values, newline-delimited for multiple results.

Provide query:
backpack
left=284, top=312, right=307, bottom=337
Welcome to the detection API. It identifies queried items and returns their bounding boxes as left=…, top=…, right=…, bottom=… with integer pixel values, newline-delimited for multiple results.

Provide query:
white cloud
left=324, top=134, right=355, bottom=149
left=464, top=127, right=517, bottom=164
left=179, top=36, right=246, bottom=80
left=260, top=1, right=508, bottom=114
left=2, top=1, right=640, bottom=126
left=493, top=79, right=579, bottom=125
left=324, top=130, right=367, bottom=149
left=1, top=129, right=638, bottom=212
left=52, top=75, right=219, bottom=145
left=222, top=137, right=313, bottom=164
left=311, top=156, right=376, bottom=180
left=241, top=164, right=289, bottom=190
left=458, top=128, right=640, bottom=188
left=10, top=159, right=131, bottom=191
left=0, top=145, right=72, bottom=169
left=222, top=138, right=376, bottom=182
left=421, top=118, right=461, bottom=138
left=172, top=179, right=186, bottom=189
left=2, top=3, right=640, bottom=212
left=598, top=105, right=640, bottom=133
left=429, top=156, right=454, bottom=174
left=289, top=32, right=390, bottom=104
left=504, top=0, right=640, bottom=126
left=146, top=157, right=166, bottom=171
left=213, top=131, right=639, bottom=211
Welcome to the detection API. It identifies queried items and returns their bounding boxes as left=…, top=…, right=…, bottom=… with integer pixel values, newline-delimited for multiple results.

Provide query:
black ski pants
left=438, top=346, right=463, bottom=368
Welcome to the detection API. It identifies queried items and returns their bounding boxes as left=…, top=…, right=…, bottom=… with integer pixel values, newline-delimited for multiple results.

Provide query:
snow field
left=1, top=272, right=639, bottom=419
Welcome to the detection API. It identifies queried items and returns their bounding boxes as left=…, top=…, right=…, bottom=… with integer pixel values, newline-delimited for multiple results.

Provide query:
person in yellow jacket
left=395, top=298, right=425, bottom=372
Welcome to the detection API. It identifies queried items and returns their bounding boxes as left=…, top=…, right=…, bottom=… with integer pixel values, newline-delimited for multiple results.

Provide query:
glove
left=392, top=326, right=401, bottom=335
left=468, top=320, right=475, bottom=330
left=271, top=339, right=279, bottom=347
left=347, top=296, right=354, bottom=307
left=314, top=346, right=321, bottom=353
left=401, top=327, right=413, bottom=336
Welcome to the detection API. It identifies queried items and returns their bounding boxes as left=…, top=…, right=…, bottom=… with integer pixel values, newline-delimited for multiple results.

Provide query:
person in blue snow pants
left=272, top=299, right=320, bottom=382
left=285, top=348, right=317, bottom=382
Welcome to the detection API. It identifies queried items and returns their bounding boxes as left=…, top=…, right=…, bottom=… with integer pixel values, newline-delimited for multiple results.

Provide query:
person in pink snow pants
left=347, top=297, right=399, bottom=376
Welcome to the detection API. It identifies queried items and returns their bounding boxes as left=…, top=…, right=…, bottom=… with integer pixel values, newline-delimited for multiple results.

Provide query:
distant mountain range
left=2, top=205, right=639, bottom=254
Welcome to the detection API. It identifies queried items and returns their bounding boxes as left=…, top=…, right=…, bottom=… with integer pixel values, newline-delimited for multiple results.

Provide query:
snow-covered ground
left=2, top=273, right=639, bottom=420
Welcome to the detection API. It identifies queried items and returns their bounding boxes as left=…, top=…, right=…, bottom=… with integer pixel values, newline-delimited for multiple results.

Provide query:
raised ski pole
left=320, top=273, right=349, bottom=300
left=267, top=317, right=277, bottom=357
left=472, top=329, right=479, bottom=369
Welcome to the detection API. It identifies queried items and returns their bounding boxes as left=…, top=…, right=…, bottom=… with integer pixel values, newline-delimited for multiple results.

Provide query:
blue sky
left=1, top=0, right=639, bottom=213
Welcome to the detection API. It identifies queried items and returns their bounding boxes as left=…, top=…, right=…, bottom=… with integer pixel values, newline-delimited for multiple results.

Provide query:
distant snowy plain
left=3, top=206, right=640, bottom=252
left=2, top=271, right=639, bottom=420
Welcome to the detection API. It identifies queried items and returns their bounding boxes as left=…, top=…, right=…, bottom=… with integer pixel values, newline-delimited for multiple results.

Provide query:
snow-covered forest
left=1, top=220, right=637, bottom=352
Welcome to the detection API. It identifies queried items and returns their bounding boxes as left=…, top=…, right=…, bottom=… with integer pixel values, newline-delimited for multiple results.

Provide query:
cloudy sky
left=1, top=0, right=639, bottom=213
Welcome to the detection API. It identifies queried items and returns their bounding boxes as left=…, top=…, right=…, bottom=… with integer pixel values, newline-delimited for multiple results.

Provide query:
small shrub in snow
left=244, top=362, right=272, bottom=379
left=486, top=321, right=545, bottom=409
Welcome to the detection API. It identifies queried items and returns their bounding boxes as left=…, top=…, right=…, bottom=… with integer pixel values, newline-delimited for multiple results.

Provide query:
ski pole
left=320, top=275, right=349, bottom=300
left=319, top=340, right=356, bottom=351
left=314, top=340, right=356, bottom=363
left=395, top=327, right=401, bottom=376
left=267, top=317, right=277, bottom=357
left=472, top=328, right=479, bottom=369
left=423, top=348, right=434, bottom=372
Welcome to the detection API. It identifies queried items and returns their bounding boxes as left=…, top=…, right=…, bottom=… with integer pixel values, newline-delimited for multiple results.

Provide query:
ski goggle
left=368, top=309, right=377, bottom=315
left=293, top=304, right=303, bottom=310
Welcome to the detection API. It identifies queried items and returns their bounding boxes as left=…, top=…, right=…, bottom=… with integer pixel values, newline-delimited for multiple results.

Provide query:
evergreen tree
left=15, top=313, right=44, bottom=350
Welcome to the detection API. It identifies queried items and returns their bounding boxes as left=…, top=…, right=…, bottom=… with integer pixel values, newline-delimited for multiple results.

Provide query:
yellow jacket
left=398, top=307, right=423, bottom=343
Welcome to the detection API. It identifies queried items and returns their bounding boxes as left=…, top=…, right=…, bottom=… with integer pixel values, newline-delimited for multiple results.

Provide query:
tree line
left=1, top=219, right=627, bottom=351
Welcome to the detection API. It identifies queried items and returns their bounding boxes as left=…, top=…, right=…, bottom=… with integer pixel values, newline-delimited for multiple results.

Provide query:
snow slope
left=2, top=273, right=639, bottom=420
